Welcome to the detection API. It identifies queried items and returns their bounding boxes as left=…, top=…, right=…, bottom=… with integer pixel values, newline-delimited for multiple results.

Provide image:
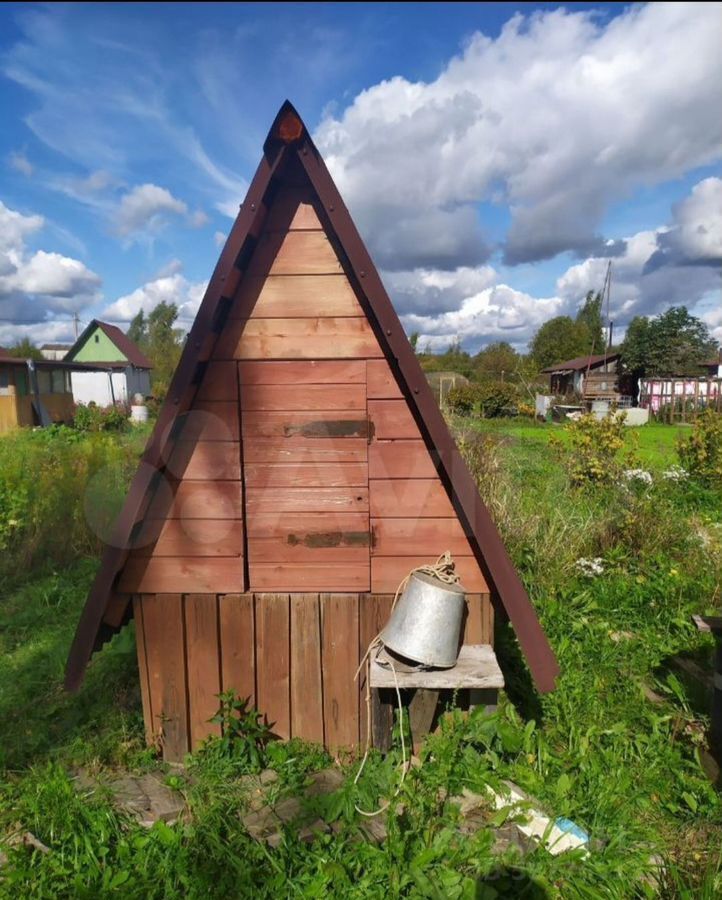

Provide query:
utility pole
left=73, top=312, right=80, bottom=340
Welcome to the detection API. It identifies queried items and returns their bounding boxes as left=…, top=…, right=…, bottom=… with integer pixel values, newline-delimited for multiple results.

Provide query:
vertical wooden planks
left=321, top=593, right=360, bottom=750
left=255, top=593, right=291, bottom=739
left=464, top=593, right=484, bottom=644
left=290, top=594, right=325, bottom=744
left=141, top=594, right=189, bottom=761
left=219, top=594, right=256, bottom=707
left=132, top=596, right=154, bottom=746
left=359, top=594, right=394, bottom=750
left=185, top=594, right=221, bottom=750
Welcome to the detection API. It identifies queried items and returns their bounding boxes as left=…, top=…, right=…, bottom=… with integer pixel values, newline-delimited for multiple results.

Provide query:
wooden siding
left=134, top=590, right=493, bottom=761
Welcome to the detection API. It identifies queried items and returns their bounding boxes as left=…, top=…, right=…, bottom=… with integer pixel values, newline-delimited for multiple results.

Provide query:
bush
left=476, top=380, right=518, bottom=417
left=446, top=381, right=518, bottom=418
left=678, top=409, right=722, bottom=488
left=73, top=402, right=128, bottom=433
left=445, top=383, right=481, bottom=416
left=552, top=412, right=636, bottom=487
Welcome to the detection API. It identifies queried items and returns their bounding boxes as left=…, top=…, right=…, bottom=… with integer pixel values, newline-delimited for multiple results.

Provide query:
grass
left=1, top=416, right=721, bottom=897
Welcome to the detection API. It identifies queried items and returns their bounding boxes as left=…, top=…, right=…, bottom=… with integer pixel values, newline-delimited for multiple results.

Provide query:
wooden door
left=239, top=360, right=371, bottom=591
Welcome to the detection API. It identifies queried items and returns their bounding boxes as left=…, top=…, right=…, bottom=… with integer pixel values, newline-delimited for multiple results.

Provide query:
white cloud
left=8, top=150, right=33, bottom=176
left=213, top=230, right=226, bottom=248
left=315, top=3, right=722, bottom=267
left=391, top=176, right=721, bottom=351
left=188, top=209, right=209, bottom=228
left=102, top=265, right=207, bottom=327
left=402, top=279, right=563, bottom=352
left=0, top=200, right=102, bottom=339
left=116, top=183, right=188, bottom=236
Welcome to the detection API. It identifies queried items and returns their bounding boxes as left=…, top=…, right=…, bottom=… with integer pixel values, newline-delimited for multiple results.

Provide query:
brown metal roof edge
left=64, top=146, right=286, bottom=692
left=294, top=129, right=559, bottom=692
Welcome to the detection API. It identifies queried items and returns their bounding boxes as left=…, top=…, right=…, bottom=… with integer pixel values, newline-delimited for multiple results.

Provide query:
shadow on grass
left=494, top=620, right=545, bottom=724
left=475, top=866, right=551, bottom=898
left=0, top=560, right=144, bottom=771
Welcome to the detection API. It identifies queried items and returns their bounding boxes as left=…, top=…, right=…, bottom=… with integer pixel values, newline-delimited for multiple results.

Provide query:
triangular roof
left=542, top=353, right=620, bottom=373
left=65, top=101, right=558, bottom=694
left=66, top=319, right=153, bottom=369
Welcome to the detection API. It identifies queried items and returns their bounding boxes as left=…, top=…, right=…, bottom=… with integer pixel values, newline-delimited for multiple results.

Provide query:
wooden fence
left=639, top=377, right=722, bottom=423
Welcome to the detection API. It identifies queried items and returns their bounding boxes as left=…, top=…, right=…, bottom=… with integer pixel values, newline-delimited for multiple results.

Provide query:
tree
left=575, top=291, right=605, bottom=354
left=145, top=302, right=184, bottom=394
left=621, top=306, right=716, bottom=377
left=529, top=316, right=590, bottom=370
left=127, top=309, right=147, bottom=347
left=6, top=337, right=44, bottom=360
left=409, top=331, right=419, bottom=352
left=473, top=341, right=519, bottom=380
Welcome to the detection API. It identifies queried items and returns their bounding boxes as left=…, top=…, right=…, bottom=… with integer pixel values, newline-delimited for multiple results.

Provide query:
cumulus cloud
left=102, top=265, right=207, bottom=327
left=213, top=230, right=226, bottom=248
left=116, top=183, right=188, bottom=236
left=646, top=177, right=722, bottom=271
left=391, top=176, right=721, bottom=351
left=0, top=200, right=101, bottom=340
left=401, top=279, right=563, bottom=352
left=315, top=3, right=722, bottom=267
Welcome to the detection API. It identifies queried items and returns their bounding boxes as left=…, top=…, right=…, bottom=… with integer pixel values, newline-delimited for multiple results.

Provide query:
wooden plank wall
left=135, top=590, right=493, bottom=761
left=118, top=359, right=245, bottom=595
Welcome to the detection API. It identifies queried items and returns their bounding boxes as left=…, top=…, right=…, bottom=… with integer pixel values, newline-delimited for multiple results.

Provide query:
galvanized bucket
left=379, top=571, right=465, bottom=668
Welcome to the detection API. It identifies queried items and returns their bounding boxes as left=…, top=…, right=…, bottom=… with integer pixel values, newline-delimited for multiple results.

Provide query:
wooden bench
left=369, top=645, right=504, bottom=750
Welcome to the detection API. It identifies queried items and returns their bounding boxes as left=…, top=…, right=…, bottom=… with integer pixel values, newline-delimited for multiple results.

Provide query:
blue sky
left=0, top=2, right=720, bottom=352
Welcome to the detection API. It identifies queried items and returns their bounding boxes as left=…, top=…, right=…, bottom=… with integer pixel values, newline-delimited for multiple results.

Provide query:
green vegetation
left=0, top=424, right=150, bottom=584
left=127, top=302, right=184, bottom=400
left=1, top=417, right=721, bottom=897
left=621, top=307, right=717, bottom=379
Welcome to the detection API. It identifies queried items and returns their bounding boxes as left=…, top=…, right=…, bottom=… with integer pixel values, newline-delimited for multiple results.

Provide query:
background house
left=701, top=350, right=722, bottom=378
left=0, top=346, right=100, bottom=432
left=64, top=320, right=152, bottom=406
left=40, top=343, right=72, bottom=361
left=542, top=353, right=620, bottom=398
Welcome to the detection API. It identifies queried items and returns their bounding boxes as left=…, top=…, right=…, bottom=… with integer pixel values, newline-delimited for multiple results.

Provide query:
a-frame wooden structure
left=66, top=102, right=558, bottom=760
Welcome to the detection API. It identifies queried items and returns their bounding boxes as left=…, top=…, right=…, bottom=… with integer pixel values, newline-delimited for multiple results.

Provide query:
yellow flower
left=669, top=568, right=678, bottom=577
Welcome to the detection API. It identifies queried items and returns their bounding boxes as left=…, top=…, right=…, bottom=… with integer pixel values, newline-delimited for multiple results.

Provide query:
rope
left=353, top=552, right=460, bottom=816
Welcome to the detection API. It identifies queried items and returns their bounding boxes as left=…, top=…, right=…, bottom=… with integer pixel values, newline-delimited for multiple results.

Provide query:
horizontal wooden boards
left=119, top=558, right=245, bottom=593
left=370, top=479, right=455, bottom=518
left=369, top=440, right=437, bottom=479
left=242, top=437, right=367, bottom=464
left=246, top=511, right=369, bottom=539
left=241, top=383, right=365, bottom=411
left=196, top=361, right=238, bottom=402
left=371, top=518, right=474, bottom=557
left=242, top=410, right=369, bottom=439
left=177, top=402, right=239, bottom=441
left=239, top=360, right=365, bottom=385
left=245, top=462, right=367, bottom=488
left=370, top=645, right=503, bottom=690
left=249, top=539, right=368, bottom=564
left=136, top=519, right=244, bottom=557
left=251, top=565, right=370, bottom=592
left=371, top=556, right=488, bottom=593
left=233, top=275, right=362, bottom=319
left=245, top=486, right=368, bottom=515
left=147, top=481, right=243, bottom=519
left=368, top=399, right=421, bottom=439
left=366, top=359, right=403, bottom=399
left=166, top=441, right=241, bottom=480
left=263, top=188, right=323, bottom=231
left=215, top=317, right=382, bottom=360
left=249, top=230, right=343, bottom=276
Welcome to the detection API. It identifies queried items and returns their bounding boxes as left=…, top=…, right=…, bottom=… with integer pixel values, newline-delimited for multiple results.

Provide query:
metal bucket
left=379, top=571, right=466, bottom=668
